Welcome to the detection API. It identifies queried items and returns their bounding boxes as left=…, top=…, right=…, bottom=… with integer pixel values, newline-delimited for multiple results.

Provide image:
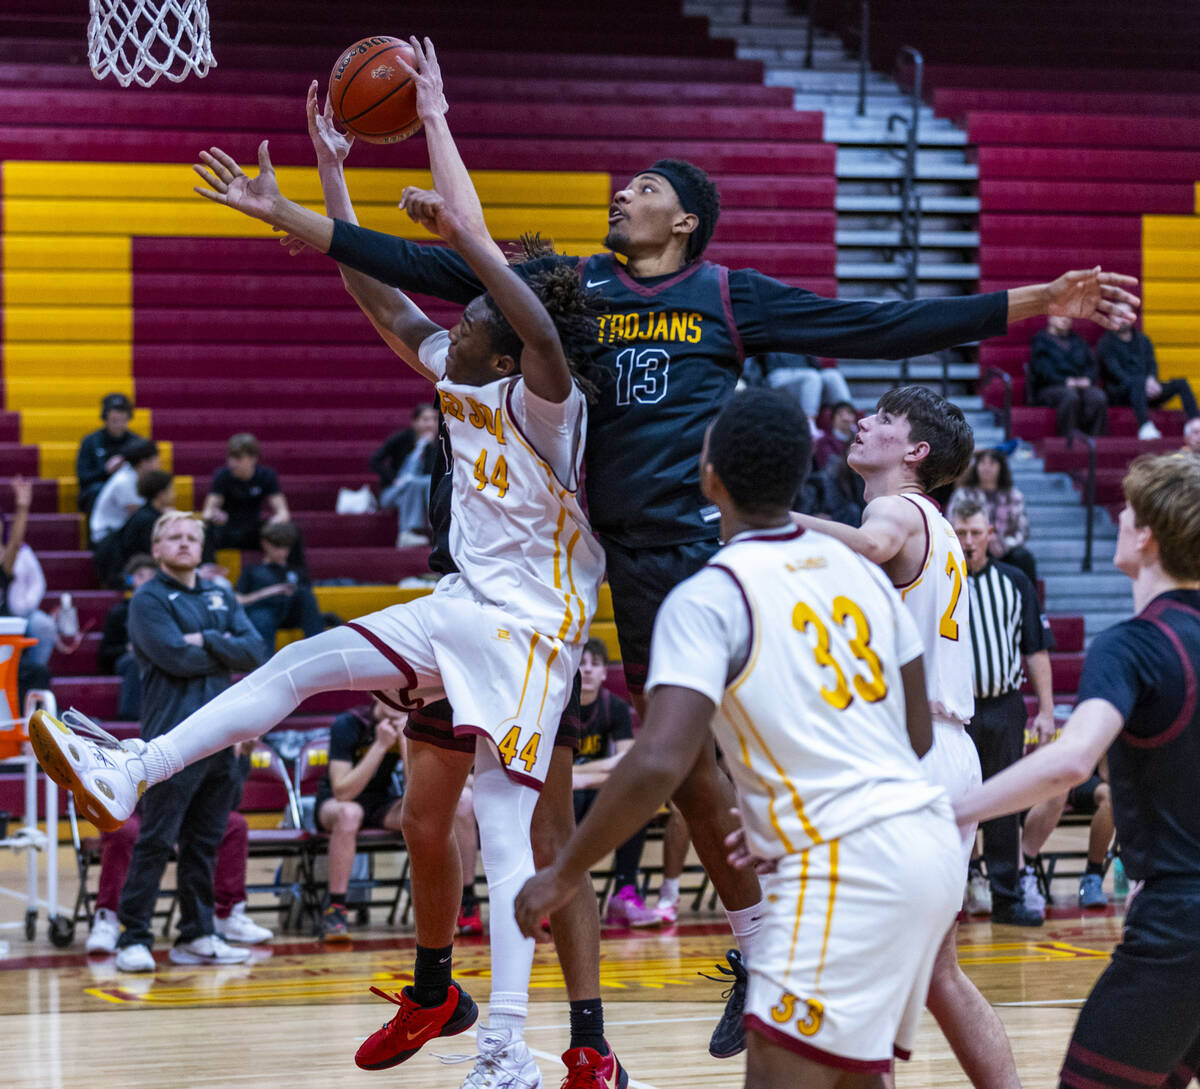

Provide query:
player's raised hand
left=307, top=80, right=354, bottom=168
left=400, top=185, right=462, bottom=242
left=193, top=141, right=282, bottom=224
left=1046, top=266, right=1141, bottom=331
left=396, top=36, right=448, bottom=122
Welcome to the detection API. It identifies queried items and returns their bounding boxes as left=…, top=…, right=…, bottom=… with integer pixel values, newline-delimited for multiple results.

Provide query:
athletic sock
left=658, top=876, right=680, bottom=905
left=968, top=857, right=985, bottom=876
left=568, top=998, right=608, bottom=1053
left=1085, top=860, right=1105, bottom=877
left=724, top=899, right=765, bottom=963
left=1023, top=854, right=1038, bottom=873
left=140, top=735, right=184, bottom=787
left=409, top=943, right=453, bottom=1007
left=327, top=895, right=347, bottom=910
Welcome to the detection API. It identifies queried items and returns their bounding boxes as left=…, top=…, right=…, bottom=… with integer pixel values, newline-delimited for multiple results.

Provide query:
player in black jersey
left=957, top=452, right=1200, bottom=1089
left=189, top=44, right=1139, bottom=1062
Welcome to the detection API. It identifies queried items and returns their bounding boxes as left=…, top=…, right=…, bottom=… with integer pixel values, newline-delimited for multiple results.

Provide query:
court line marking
left=994, top=999, right=1086, bottom=1007
left=0, top=882, right=73, bottom=914
left=526, top=1014, right=716, bottom=1031
left=461, top=1027, right=669, bottom=1089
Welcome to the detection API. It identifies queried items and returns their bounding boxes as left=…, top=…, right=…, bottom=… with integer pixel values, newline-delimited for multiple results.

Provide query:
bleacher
left=0, top=0, right=839, bottom=826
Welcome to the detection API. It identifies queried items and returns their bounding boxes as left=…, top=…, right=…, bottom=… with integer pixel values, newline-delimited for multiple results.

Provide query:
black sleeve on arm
left=327, top=221, right=485, bottom=304
left=730, top=270, right=1009, bottom=359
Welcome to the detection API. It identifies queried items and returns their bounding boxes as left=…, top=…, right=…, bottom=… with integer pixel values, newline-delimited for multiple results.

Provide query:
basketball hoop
left=88, top=0, right=216, bottom=88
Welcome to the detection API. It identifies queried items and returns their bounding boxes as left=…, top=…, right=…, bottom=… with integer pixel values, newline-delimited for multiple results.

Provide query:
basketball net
left=88, top=0, right=215, bottom=88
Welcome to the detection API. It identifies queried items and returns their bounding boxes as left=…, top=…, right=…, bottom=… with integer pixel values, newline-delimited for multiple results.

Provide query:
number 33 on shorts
left=770, top=992, right=825, bottom=1038
left=497, top=723, right=541, bottom=772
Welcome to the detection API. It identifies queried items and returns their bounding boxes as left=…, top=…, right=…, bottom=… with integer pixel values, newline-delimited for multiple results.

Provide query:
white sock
left=724, top=899, right=766, bottom=964
left=658, top=877, right=680, bottom=905
left=472, top=742, right=537, bottom=1042
left=140, top=735, right=184, bottom=786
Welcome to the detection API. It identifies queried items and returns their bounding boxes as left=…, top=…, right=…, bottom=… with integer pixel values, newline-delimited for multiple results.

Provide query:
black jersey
left=1076, top=589, right=1200, bottom=882
left=579, top=253, right=741, bottom=544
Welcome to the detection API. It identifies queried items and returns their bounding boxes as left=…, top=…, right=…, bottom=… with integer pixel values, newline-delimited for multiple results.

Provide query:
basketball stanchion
left=87, top=0, right=215, bottom=87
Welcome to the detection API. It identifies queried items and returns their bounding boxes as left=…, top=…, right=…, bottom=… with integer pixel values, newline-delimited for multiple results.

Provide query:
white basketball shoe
left=28, top=709, right=146, bottom=833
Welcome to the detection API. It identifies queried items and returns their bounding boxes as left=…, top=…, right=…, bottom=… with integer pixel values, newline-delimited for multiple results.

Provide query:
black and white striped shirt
left=966, top=560, right=1053, bottom=699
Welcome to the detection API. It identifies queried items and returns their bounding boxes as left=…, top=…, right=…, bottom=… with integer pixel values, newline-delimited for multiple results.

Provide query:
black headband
left=641, top=160, right=705, bottom=219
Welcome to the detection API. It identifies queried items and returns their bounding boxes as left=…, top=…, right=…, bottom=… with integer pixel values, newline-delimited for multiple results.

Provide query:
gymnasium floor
left=0, top=832, right=1120, bottom=1088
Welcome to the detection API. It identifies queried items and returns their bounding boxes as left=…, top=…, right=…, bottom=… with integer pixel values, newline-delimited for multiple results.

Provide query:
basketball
left=329, top=35, right=422, bottom=144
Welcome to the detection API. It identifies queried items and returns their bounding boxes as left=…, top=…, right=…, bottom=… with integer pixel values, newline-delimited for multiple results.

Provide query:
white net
left=88, top=0, right=215, bottom=88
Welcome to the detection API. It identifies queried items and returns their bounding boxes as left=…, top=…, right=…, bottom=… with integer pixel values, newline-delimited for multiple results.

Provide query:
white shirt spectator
left=90, top=463, right=141, bottom=542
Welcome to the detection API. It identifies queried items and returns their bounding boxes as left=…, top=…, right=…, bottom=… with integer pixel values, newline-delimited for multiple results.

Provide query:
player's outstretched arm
left=1007, top=266, right=1140, bottom=331
left=899, top=656, right=933, bottom=757
left=953, top=697, right=1123, bottom=827
left=404, top=187, right=573, bottom=402
left=303, top=82, right=440, bottom=375
left=398, top=37, right=507, bottom=268
left=514, top=684, right=715, bottom=936
left=793, top=495, right=915, bottom=568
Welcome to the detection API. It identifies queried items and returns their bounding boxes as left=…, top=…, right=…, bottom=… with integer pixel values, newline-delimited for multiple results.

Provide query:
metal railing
left=1066, top=429, right=1097, bottom=572
left=887, top=45, right=924, bottom=388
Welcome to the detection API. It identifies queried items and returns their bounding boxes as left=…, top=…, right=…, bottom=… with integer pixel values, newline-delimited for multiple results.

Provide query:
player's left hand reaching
left=1046, top=266, right=1140, bottom=330
left=193, top=141, right=283, bottom=225
left=307, top=80, right=354, bottom=168
left=400, top=186, right=463, bottom=244
left=396, top=36, right=448, bottom=124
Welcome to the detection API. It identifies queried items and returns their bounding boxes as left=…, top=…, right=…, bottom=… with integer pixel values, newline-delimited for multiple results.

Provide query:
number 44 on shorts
left=497, top=724, right=541, bottom=773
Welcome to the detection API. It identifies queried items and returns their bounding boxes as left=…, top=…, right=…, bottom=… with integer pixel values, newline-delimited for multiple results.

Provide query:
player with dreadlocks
left=30, top=130, right=614, bottom=1089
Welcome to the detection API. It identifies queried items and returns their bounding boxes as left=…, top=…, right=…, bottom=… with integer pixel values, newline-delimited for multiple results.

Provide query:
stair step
left=835, top=229, right=980, bottom=248
left=836, top=262, right=981, bottom=281
left=839, top=360, right=980, bottom=381
left=836, top=160, right=980, bottom=182
left=836, top=195, right=982, bottom=214
left=825, top=124, right=969, bottom=148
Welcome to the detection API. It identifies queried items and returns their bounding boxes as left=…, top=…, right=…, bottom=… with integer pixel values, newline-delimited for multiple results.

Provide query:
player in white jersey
left=793, top=385, right=1022, bottom=1089
left=29, top=162, right=608, bottom=1087
left=514, top=388, right=963, bottom=1086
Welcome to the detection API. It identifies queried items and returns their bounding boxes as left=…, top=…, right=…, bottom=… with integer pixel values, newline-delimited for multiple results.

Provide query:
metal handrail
left=1066, top=429, right=1097, bottom=572
left=982, top=367, right=1013, bottom=442
left=856, top=0, right=869, bottom=115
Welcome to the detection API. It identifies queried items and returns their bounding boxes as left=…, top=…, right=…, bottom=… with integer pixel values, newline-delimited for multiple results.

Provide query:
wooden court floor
left=0, top=840, right=1122, bottom=1089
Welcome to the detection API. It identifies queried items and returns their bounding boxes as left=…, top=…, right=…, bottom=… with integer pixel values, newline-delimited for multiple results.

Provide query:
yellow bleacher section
left=1142, top=188, right=1200, bottom=385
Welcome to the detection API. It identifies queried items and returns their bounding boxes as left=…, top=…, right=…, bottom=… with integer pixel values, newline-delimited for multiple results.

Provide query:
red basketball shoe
left=559, top=1044, right=629, bottom=1089
left=354, top=982, right=478, bottom=1070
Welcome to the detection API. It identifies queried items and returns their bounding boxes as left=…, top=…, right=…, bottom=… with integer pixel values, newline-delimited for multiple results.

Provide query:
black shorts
left=1059, top=878, right=1200, bottom=1088
left=404, top=675, right=583, bottom=755
left=315, top=789, right=401, bottom=830
left=600, top=534, right=720, bottom=695
left=1066, top=773, right=1105, bottom=814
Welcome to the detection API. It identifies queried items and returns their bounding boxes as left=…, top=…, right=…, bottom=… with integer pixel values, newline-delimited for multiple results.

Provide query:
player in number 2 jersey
left=793, top=385, right=1022, bottom=1089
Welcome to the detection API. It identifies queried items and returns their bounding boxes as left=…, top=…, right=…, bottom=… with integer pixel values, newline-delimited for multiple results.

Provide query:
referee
left=953, top=500, right=1056, bottom=926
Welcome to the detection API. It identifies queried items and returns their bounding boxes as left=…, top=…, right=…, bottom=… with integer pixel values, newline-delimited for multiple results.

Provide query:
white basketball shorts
left=347, top=574, right=581, bottom=790
left=919, top=717, right=983, bottom=871
left=744, top=803, right=962, bottom=1071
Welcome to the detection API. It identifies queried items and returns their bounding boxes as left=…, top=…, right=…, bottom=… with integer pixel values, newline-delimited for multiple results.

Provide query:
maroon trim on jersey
left=504, top=382, right=578, bottom=492
left=716, top=264, right=745, bottom=363
left=453, top=724, right=545, bottom=792
left=347, top=622, right=425, bottom=711
left=1118, top=598, right=1200, bottom=750
left=891, top=494, right=932, bottom=590
left=894, top=1046, right=912, bottom=1061
left=608, top=252, right=707, bottom=298
left=709, top=562, right=755, bottom=679
left=1064, top=1040, right=1164, bottom=1086
left=745, top=1016, right=892, bottom=1074
left=730, top=525, right=806, bottom=545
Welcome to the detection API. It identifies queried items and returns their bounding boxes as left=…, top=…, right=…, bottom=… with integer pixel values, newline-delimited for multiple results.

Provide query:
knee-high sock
left=141, top=627, right=407, bottom=783
left=472, top=740, right=538, bottom=1036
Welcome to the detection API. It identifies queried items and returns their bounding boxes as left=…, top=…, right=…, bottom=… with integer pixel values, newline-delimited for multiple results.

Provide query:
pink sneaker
left=655, top=898, right=678, bottom=925
left=604, top=885, right=663, bottom=929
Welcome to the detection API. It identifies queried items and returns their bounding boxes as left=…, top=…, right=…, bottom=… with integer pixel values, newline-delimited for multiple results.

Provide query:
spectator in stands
left=113, top=510, right=266, bottom=972
left=89, top=439, right=160, bottom=547
left=955, top=500, right=1056, bottom=926
left=100, top=469, right=175, bottom=588
left=1030, top=316, right=1108, bottom=437
left=202, top=433, right=291, bottom=553
left=371, top=403, right=439, bottom=546
left=235, top=521, right=322, bottom=652
left=1, top=478, right=56, bottom=671
left=746, top=353, right=853, bottom=430
left=314, top=699, right=406, bottom=940
left=572, top=639, right=661, bottom=929
left=86, top=741, right=274, bottom=955
left=795, top=455, right=866, bottom=527
left=76, top=393, right=144, bottom=515
left=1020, top=767, right=1115, bottom=914
left=97, top=554, right=159, bottom=722
left=949, top=447, right=1038, bottom=584
left=654, top=805, right=690, bottom=924
left=1098, top=321, right=1200, bottom=441
left=813, top=401, right=858, bottom=470
left=1184, top=417, right=1200, bottom=456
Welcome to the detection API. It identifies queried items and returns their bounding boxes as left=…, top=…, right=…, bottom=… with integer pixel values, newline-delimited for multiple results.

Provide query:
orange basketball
left=329, top=36, right=422, bottom=144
